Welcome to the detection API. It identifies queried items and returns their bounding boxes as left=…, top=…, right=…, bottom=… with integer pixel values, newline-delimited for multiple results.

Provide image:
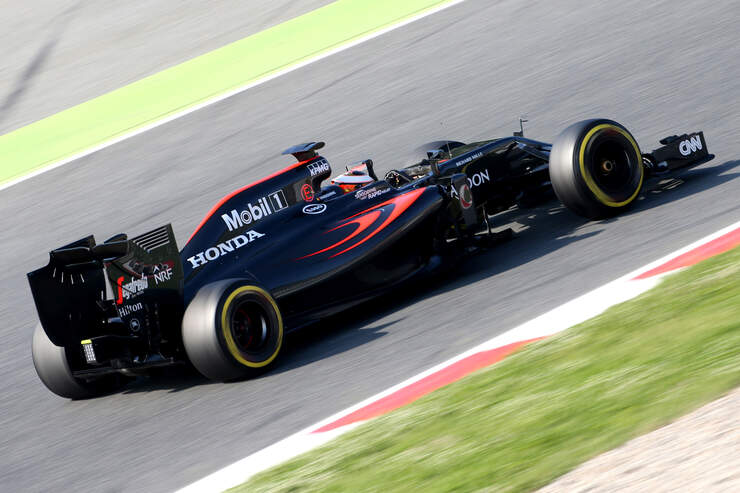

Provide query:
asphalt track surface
left=1, top=1, right=739, bottom=491
left=0, top=0, right=333, bottom=135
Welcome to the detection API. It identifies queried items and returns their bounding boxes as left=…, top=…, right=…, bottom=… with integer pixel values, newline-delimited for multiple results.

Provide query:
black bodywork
left=28, top=127, right=713, bottom=379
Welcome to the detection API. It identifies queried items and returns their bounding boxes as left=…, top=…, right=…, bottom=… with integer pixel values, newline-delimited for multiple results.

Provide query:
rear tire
left=549, top=119, right=644, bottom=219
left=31, top=324, right=122, bottom=399
left=182, top=280, right=284, bottom=381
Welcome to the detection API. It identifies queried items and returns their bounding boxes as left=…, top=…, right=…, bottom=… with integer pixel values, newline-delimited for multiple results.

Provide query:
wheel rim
left=587, top=137, right=635, bottom=195
left=579, top=124, right=643, bottom=207
left=220, top=286, right=283, bottom=368
left=229, top=300, right=270, bottom=354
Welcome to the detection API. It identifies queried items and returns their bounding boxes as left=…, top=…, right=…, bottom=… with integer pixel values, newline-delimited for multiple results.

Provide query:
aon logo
left=679, top=135, right=702, bottom=156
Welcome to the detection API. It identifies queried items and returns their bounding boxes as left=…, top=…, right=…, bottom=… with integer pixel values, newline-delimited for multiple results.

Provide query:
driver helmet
left=331, top=163, right=375, bottom=193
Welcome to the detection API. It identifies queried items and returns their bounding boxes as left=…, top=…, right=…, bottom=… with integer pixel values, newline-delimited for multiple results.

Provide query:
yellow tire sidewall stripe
left=220, top=285, right=283, bottom=368
left=578, top=124, right=643, bottom=208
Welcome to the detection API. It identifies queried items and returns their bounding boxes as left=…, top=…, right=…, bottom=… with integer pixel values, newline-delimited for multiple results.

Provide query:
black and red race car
left=28, top=118, right=712, bottom=398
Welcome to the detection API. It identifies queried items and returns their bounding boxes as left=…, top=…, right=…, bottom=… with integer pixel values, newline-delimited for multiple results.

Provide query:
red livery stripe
left=330, top=188, right=425, bottom=257
left=299, top=210, right=383, bottom=259
left=186, top=157, right=315, bottom=243
left=633, top=228, right=740, bottom=280
left=313, top=337, right=543, bottom=433
left=298, top=188, right=426, bottom=260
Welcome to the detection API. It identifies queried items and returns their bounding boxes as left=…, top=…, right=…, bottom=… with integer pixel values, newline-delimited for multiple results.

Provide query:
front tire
left=31, top=324, right=122, bottom=399
left=182, top=280, right=284, bottom=381
left=549, top=119, right=644, bottom=219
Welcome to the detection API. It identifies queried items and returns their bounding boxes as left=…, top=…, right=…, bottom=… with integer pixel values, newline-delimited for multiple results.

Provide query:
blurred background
left=0, top=1, right=738, bottom=491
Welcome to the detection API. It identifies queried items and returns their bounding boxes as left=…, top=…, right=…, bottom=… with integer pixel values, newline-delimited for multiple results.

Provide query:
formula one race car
left=28, top=118, right=713, bottom=398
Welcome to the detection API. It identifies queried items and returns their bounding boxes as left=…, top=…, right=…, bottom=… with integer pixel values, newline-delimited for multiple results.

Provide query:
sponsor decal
left=129, top=318, right=141, bottom=332
left=679, top=135, right=702, bottom=156
left=355, top=186, right=391, bottom=200
left=455, top=151, right=484, bottom=167
left=120, top=259, right=174, bottom=277
left=221, top=190, right=287, bottom=231
left=82, top=341, right=97, bottom=364
left=186, top=230, right=266, bottom=268
left=118, top=302, right=143, bottom=317
left=307, top=158, right=330, bottom=176
left=152, top=264, right=173, bottom=285
left=301, top=183, right=315, bottom=202
left=450, top=169, right=490, bottom=198
left=459, top=183, right=473, bottom=209
left=298, top=188, right=425, bottom=260
left=303, top=203, right=327, bottom=215
left=468, top=169, right=490, bottom=187
left=116, top=275, right=149, bottom=304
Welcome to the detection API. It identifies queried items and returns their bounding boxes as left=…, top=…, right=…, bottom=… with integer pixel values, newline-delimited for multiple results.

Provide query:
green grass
left=235, top=246, right=740, bottom=492
left=0, top=0, right=459, bottom=187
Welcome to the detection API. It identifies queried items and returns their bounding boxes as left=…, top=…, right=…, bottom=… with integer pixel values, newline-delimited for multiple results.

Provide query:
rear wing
left=105, top=225, right=184, bottom=338
left=28, top=225, right=184, bottom=348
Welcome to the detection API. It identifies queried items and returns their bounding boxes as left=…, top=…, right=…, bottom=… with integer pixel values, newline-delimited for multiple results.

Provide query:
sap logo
left=450, top=170, right=490, bottom=197
left=222, top=190, right=287, bottom=231
left=679, top=135, right=702, bottom=156
left=307, top=158, right=330, bottom=177
left=187, top=230, right=265, bottom=268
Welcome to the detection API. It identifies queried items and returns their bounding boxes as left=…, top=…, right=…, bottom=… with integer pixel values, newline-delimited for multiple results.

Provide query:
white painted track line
left=0, top=0, right=467, bottom=193
left=177, top=220, right=740, bottom=492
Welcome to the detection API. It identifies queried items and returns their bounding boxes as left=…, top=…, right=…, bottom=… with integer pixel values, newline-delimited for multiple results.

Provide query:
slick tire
left=31, top=324, right=122, bottom=399
left=182, top=280, right=284, bottom=381
left=549, top=119, right=644, bottom=219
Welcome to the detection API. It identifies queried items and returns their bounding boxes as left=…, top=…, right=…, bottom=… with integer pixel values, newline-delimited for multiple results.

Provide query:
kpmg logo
left=222, top=190, right=287, bottom=231
left=307, top=158, right=330, bottom=176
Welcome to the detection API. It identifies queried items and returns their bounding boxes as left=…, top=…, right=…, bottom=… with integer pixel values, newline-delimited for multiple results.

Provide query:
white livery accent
left=221, top=191, right=287, bottom=231
left=679, top=135, right=702, bottom=156
left=187, top=230, right=266, bottom=268
left=177, top=220, right=740, bottom=493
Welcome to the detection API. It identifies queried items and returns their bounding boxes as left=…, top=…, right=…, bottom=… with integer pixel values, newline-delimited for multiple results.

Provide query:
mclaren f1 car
left=28, top=118, right=713, bottom=398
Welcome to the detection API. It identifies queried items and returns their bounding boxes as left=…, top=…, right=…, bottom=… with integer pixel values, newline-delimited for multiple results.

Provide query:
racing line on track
left=177, top=219, right=740, bottom=493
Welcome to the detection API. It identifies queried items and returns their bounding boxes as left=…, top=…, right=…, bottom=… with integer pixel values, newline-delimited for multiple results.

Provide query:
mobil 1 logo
left=222, top=190, right=288, bottom=232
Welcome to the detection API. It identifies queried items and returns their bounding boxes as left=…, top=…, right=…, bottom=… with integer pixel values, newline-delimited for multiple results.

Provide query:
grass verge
left=235, top=245, right=740, bottom=492
left=0, top=0, right=459, bottom=187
